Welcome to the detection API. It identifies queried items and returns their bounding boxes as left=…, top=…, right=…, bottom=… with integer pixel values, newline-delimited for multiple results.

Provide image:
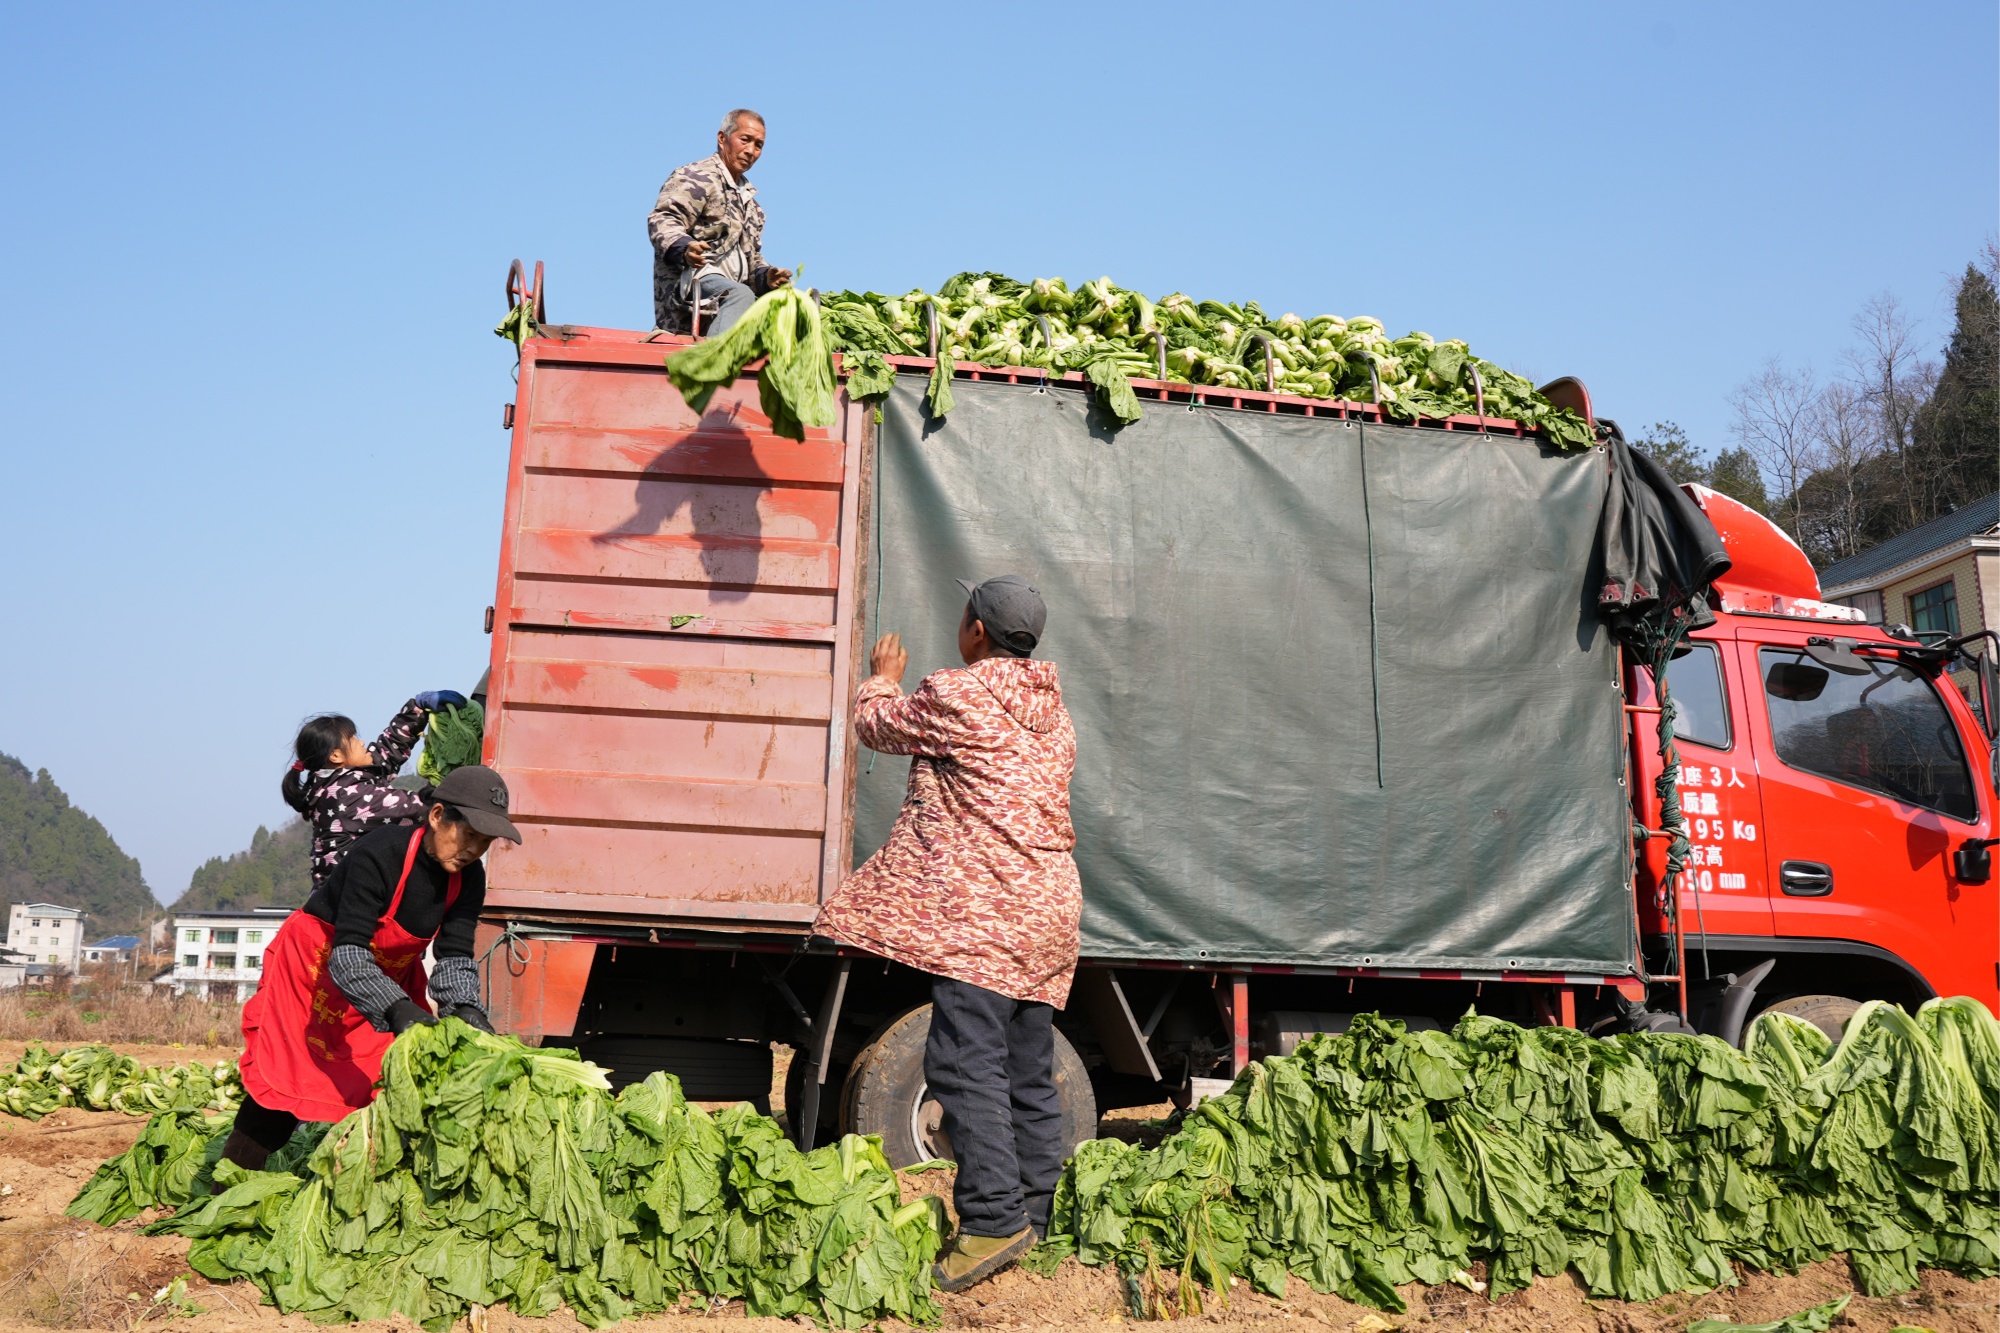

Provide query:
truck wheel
left=842, top=1004, right=1097, bottom=1169
left=1755, top=994, right=1863, bottom=1042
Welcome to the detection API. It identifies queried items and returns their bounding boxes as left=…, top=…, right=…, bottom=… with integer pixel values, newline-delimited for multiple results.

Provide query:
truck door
left=1635, top=635, right=1773, bottom=936
left=1743, top=631, right=1996, bottom=999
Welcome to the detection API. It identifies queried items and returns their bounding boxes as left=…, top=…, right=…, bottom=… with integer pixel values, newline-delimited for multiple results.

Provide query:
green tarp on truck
left=854, top=377, right=1636, bottom=976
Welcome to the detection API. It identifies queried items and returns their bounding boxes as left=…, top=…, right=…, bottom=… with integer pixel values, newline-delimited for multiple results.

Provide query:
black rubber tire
left=1755, top=993, right=1864, bottom=1043
left=842, top=1004, right=1097, bottom=1169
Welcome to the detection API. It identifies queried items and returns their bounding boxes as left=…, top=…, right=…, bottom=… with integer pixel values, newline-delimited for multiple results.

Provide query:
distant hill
left=173, top=820, right=311, bottom=914
left=0, top=752, right=157, bottom=935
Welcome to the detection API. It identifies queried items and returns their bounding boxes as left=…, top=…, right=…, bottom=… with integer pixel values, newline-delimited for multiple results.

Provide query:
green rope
left=1630, top=609, right=1710, bottom=979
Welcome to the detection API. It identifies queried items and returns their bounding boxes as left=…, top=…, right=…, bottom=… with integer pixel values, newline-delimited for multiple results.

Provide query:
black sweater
left=303, top=823, right=485, bottom=958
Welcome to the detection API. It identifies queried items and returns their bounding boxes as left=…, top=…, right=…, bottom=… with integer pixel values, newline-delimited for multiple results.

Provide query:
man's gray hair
left=720, top=108, right=765, bottom=136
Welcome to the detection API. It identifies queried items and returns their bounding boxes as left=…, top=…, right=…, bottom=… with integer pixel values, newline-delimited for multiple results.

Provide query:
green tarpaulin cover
left=854, top=378, right=1635, bottom=976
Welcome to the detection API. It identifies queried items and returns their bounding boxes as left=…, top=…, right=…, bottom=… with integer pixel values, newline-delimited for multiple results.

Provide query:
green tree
left=1704, top=447, right=1769, bottom=514
left=1912, top=261, right=1999, bottom=510
left=0, top=753, right=158, bottom=935
left=1633, top=421, right=1710, bottom=484
left=173, top=820, right=311, bottom=914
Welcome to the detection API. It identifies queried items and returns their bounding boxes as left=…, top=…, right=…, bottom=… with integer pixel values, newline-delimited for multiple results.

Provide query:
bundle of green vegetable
left=664, top=285, right=837, bottom=442
left=68, top=1107, right=321, bottom=1223
left=821, top=272, right=1595, bottom=445
left=1035, top=998, right=2000, bottom=1315
left=3, top=1044, right=241, bottom=1120
left=417, top=699, right=485, bottom=787
left=76, top=1020, right=940, bottom=1330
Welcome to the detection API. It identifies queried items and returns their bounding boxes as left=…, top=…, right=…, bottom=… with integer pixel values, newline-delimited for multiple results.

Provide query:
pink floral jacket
left=814, top=657, right=1082, bottom=1005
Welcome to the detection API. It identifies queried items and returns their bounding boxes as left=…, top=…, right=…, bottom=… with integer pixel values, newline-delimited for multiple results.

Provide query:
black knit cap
left=956, top=575, right=1046, bottom=658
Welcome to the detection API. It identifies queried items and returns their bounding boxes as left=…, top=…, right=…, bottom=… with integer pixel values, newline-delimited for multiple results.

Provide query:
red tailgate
left=482, top=327, right=870, bottom=927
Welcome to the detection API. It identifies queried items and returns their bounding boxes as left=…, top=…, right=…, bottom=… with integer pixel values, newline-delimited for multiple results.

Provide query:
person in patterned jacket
left=279, top=691, right=466, bottom=888
left=647, top=109, right=793, bottom=335
left=813, top=575, right=1080, bottom=1293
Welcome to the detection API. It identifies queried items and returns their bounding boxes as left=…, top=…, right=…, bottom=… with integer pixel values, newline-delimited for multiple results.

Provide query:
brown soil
left=1, top=1044, right=1991, bottom=1333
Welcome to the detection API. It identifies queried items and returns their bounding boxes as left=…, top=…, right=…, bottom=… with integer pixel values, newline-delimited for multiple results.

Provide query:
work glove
left=414, top=690, right=468, bottom=712
left=386, top=999, right=437, bottom=1035
left=445, top=1003, right=496, bottom=1034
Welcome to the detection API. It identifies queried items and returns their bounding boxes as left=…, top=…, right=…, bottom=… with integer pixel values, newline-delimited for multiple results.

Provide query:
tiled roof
left=1820, top=492, right=1999, bottom=590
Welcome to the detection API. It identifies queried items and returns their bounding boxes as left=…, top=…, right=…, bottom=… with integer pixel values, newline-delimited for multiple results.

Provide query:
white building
left=6, top=903, right=86, bottom=973
left=161, top=909, right=293, bottom=1002
left=84, top=935, right=142, bottom=966
left=0, top=945, right=28, bottom=991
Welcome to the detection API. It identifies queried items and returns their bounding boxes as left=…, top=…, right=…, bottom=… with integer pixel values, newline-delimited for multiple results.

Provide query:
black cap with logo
left=956, top=575, right=1047, bottom=658
left=430, top=765, right=524, bottom=843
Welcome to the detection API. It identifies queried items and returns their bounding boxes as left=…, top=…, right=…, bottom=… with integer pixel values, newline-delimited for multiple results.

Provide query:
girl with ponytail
left=282, top=690, right=467, bottom=887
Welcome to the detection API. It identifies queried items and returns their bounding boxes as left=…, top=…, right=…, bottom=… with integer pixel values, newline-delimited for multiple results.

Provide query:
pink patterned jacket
left=814, top=657, right=1082, bottom=1006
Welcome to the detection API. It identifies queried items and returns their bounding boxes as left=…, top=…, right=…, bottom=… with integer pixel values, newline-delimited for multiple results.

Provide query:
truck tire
left=1755, top=994, right=1863, bottom=1042
left=841, top=1004, right=1097, bottom=1169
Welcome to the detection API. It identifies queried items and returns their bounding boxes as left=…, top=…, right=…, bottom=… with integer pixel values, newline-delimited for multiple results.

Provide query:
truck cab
left=1628, top=485, right=1999, bottom=1034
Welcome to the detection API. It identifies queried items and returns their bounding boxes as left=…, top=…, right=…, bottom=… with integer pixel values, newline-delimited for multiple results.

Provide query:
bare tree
left=1797, top=381, right=1882, bottom=563
left=1847, top=293, right=1940, bottom=527
left=1728, top=359, right=1821, bottom=541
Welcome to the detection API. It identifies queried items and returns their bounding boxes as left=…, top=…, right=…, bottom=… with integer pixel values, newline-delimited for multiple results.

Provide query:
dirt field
left=2, top=1043, right=1995, bottom=1332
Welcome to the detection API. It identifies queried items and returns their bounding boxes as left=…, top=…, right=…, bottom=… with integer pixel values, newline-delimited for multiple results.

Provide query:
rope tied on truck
left=1595, top=423, right=1733, bottom=990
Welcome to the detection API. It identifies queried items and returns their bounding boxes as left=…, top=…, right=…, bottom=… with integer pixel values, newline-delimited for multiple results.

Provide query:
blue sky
left=2, top=2, right=1993, bottom=910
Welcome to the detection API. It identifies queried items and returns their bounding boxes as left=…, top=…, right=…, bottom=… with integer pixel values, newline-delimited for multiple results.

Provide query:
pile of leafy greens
left=664, top=285, right=837, bottom=442
left=820, top=272, right=1595, bottom=445
left=3, top=1044, right=240, bottom=1120
left=68, top=1106, right=319, bottom=1223
left=72, top=1019, right=940, bottom=1330
left=1033, top=998, right=2000, bottom=1315
left=416, top=700, right=485, bottom=787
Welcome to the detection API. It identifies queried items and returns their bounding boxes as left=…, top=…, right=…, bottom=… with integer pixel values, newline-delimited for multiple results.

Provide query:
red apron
left=239, top=827, right=460, bottom=1122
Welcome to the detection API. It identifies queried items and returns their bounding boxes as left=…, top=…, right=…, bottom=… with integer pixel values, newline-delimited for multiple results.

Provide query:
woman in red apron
left=224, top=765, right=522, bottom=1169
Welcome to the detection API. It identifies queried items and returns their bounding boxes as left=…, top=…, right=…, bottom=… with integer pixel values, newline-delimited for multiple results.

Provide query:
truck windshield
left=1760, top=647, right=1977, bottom=820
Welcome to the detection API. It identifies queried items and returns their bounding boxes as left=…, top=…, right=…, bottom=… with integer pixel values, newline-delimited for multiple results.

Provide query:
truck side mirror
left=1979, top=651, right=1998, bottom=742
left=1766, top=661, right=1829, bottom=702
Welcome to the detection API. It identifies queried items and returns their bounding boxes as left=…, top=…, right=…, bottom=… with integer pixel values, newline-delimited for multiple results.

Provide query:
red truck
left=471, top=269, right=1999, bottom=1163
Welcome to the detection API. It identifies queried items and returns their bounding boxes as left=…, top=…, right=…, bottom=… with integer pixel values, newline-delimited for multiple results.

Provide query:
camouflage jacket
left=648, top=153, right=771, bottom=330
left=813, top=658, right=1082, bottom=1006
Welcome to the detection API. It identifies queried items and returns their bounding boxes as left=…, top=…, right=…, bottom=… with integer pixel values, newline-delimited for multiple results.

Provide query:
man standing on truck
left=647, top=109, right=792, bottom=335
left=814, top=576, right=1081, bottom=1293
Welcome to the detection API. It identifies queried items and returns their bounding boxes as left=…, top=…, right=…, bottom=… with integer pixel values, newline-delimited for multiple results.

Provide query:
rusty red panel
left=504, top=657, right=833, bottom=721
left=523, top=425, right=847, bottom=486
left=482, top=328, right=868, bottom=937
left=476, top=923, right=595, bottom=1044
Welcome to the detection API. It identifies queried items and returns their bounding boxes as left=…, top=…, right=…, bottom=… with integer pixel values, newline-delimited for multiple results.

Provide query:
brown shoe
left=933, top=1226, right=1036, bottom=1293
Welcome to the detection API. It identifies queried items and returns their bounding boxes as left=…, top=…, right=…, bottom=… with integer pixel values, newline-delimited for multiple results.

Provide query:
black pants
left=925, top=975, right=1064, bottom=1239
left=221, top=1089, right=300, bottom=1171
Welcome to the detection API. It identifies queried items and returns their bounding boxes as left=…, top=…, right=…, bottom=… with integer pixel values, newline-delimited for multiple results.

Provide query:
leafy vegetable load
left=2, top=1043, right=240, bottom=1120
left=663, top=285, right=836, bottom=442
left=661, top=271, right=1595, bottom=445
left=819, top=272, right=1595, bottom=445
left=73, top=1019, right=940, bottom=1330
left=417, top=699, right=485, bottom=787
left=1035, top=998, right=2000, bottom=1315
